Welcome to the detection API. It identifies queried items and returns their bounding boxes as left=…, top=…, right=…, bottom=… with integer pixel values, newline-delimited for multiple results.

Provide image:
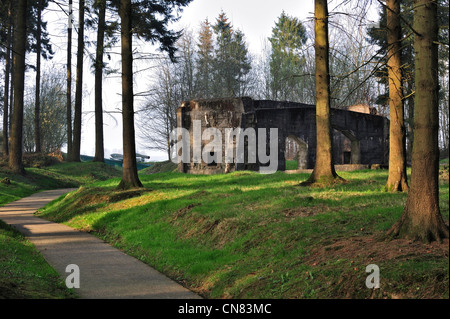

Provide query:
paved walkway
left=0, top=189, right=201, bottom=299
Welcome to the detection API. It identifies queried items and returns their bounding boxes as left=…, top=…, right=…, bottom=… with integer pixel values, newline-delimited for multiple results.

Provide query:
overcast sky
left=32, top=0, right=376, bottom=161
left=176, top=0, right=315, bottom=54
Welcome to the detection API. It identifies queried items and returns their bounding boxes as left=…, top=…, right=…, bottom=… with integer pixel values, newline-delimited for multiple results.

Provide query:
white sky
left=17, top=0, right=377, bottom=162
left=176, top=0, right=315, bottom=54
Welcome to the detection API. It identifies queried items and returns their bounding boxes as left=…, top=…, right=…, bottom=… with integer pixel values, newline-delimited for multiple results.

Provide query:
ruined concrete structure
left=176, top=97, right=389, bottom=174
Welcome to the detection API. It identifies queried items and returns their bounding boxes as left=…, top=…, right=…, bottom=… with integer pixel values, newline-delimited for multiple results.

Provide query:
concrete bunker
left=176, top=97, right=389, bottom=174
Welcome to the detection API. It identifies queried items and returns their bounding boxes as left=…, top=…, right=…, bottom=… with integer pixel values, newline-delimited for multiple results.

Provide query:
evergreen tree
left=230, top=29, right=251, bottom=96
left=93, top=0, right=107, bottom=162
left=196, top=19, right=214, bottom=98
left=268, top=11, right=308, bottom=101
left=69, top=0, right=85, bottom=162
left=29, top=0, right=54, bottom=154
left=387, top=0, right=449, bottom=243
left=8, top=0, right=27, bottom=174
left=1, top=0, right=53, bottom=156
left=212, top=11, right=251, bottom=97
left=212, top=11, right=234, bottom=97
left=385, top=0, right=409, bottom=192
left=1, top=0, right=12, bottom=156
left=304, top=0, right=341, bottom=186
left=66, top=0, right=73, bottom=159
left=116, top=0, right=193, bottom=189
left=368, top=0, right=449, bottom=157
left=367, top=0, right=415, bottom=158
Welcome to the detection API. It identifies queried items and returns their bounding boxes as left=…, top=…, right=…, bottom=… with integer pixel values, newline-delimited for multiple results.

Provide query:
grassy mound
left=140, top=160, right=177, bottom=174
left=37, top=169, right=449, bottom=299
left=0, top=161, right=122, bottom=206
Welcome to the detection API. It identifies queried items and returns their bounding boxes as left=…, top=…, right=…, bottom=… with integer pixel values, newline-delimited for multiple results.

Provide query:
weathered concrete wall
left=177, top=97, right=389, bottom=174
left=177, top=98, right=247, bottom=174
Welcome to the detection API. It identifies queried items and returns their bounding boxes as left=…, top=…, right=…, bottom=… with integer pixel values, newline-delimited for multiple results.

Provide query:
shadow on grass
left=35, top=168, right=449, bottom=299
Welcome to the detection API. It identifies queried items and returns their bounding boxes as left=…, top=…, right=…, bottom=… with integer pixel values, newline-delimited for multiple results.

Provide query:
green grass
left=0, top=161, right=122, bottom=298
left=36, top=168, right=449, bottom=299
left=0, top=161, right=121, bottom=206
left=0, top=220, right=76, bottom=299
left=140, top=160, right=177, bottom=174
left=285, top=160, right=298, bottom=170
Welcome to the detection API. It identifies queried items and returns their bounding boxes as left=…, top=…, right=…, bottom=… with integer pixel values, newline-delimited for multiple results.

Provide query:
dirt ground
left=303, top=227, right=449, bottom=298
left=305, top=234, right=449, bottom=266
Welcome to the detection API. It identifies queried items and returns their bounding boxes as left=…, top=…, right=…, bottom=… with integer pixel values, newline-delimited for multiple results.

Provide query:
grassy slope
left=0, top=161, right=122, bottom=298
left=0, top=161, right=122, bottom=206
left=140, top=160, right=177, bottom=174
left=37, top=168, right=449, bottom=299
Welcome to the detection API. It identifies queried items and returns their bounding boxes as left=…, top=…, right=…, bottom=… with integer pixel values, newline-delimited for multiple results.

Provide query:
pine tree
left=93, top=0, right=107, bottom=163
left=66, top=0, right=73, bottom=159
left=385, top=0, right=409, bottom=192
left=230, top=30, right=251, bottom=96
left=1, top=0, right=53, bottom=156
left=387, top=0, right=449, bottom=242
left=212, top=11, right=251, bottom=97
left=34, top=0, right=44, bottom=153
left=116, top=0, right=193, bottom=189
left=1, top=0, right=12, bottom=156
left=70, top=0, right=85, bottom=162
left=268, top=11, right=308, bottom=101
left=196, top=19, right=214, bottom=98
left=303, top=0, right=341, bottom=186
left=213, top=11, right=234, bottom=97
left=8, top=0, right=27, bottom=174
left=367, top=0, right=414, bottom=159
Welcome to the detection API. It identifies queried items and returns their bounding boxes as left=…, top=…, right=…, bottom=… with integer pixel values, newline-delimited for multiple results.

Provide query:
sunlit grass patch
left=37, top=168, right=449, bottom=299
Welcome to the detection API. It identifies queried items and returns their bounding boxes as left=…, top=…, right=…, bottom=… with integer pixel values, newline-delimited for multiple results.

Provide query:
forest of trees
left=137, top=2, right=449, bottom=161
left=0, top=0, right=449, bottom=241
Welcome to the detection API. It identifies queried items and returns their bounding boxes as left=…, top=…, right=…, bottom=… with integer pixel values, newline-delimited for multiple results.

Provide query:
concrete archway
left=285, top=135, right=308, bottom=169
left=332, top=128, right=361, bottom=164
left=176, top=98, right=389, bottom=174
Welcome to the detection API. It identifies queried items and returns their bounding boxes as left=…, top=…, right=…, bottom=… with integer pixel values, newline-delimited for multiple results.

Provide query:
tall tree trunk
left=406, top=87, right=414, bottom=162
left=305, top=0, right=340, bottom=185
left=9, top=0, right=27, bottom=174
left=34, top=0, right=42, bottom=153
left=387, top=0, right=449, bottom=242
left=66, top=0, right=73, bottom=159
left=118, top=0, right=143, bottom=189
left=385, top=0, right=408, bottom=192
left=93, top=0, right=106, bottom=162
left=9, top=25, right=15, bottom=132
left=2, top=2, right=12, bottom=156
left=70, top=0, right=85, bottom=162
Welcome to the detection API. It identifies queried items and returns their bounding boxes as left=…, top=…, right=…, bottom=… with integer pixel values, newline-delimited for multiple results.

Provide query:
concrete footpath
left=0, top=189, right=201, bottom=299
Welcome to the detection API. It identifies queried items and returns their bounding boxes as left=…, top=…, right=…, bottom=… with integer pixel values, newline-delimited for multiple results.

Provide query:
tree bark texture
left=70, top=0, right=84, bottom=162
left=34, top=0, right=42, bottom=153
left=118, top=0, right=143, bottom=189
left=386, top=0, right=408, bottom=192
left=9, top=0, right=27, bottom=174
left=66, top=0, right=73, bottom=159
left=387, top=0, right=449, bottom=242
left=2, top=2, right=12, bottom=156
left=306, top=0, right=340, bottom=185
left=94, top=0, right=106, bottom=162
